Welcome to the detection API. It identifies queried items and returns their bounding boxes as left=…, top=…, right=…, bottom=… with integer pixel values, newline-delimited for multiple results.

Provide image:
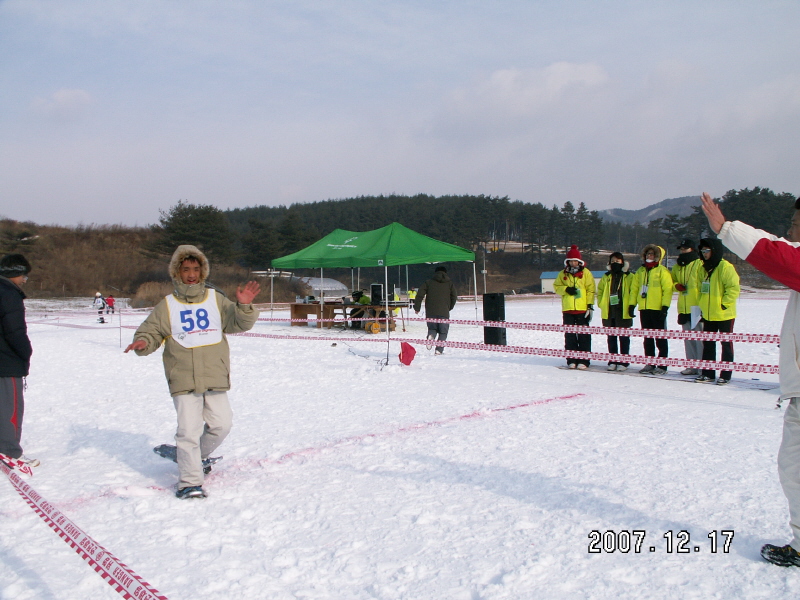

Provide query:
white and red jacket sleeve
left=720, top=220, right=800, bottom=399
left=719, top=220, right=800, bottom=291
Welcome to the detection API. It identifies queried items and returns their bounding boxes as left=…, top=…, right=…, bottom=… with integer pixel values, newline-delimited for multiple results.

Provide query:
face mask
left=645, top=258, right=656, bottom=264
left=610, top=263, right=623, bottom=273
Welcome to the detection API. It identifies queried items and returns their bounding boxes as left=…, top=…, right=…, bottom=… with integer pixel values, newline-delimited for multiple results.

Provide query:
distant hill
left=599, top=196, right=701, bottom=225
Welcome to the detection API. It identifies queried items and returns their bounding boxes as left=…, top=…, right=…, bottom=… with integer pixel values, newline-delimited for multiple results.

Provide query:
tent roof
left=271, top=222, right=475, bottom=269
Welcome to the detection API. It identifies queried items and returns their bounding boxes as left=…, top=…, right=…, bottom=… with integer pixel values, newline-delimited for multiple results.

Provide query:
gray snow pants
left=0, top=377, right=24, bottom=459
left=426, top=316, right=450, bottom=354
left=779, top=398, right=800, bottom=551
left=681, top=319, right=704, bottom=363
left=172, top=391, right=232, bottom=489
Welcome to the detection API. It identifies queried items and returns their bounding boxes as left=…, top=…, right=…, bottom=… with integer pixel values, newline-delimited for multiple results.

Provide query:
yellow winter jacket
left=671, top=258, right=703, bottom=315
left=554, top=268, right=595, bottom=312
left=597, top=268, right=636, bottom=320
left=630, top=245, right=674, bottom=311
left=692, top=259, right=740, bottom=321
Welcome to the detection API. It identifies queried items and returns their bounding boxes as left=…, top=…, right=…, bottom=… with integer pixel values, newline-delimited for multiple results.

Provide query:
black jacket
left=0, top=277, right=32, bottom=377
left=414, top=271, right=458, bottom=317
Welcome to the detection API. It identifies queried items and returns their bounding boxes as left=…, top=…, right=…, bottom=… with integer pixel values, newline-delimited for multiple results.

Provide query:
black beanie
left=0, top=254, right=31, bottom=278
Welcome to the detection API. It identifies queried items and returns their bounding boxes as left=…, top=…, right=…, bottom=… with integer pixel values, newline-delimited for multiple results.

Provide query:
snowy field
left=1, top=291, right=798, bottom=600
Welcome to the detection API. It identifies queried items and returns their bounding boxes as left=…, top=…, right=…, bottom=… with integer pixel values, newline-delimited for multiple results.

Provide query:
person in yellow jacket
left=630, top=244, right=674, bottom=374
left=596, top=252, right=635, bottom=371
left=672, top=239, right=704, bottom=376
left=553, top=245, right=595, bottom=370
left=692, top=238, right=740, bottom=385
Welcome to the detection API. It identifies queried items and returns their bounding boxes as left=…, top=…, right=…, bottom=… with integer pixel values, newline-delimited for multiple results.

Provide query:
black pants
left=602, top=316, right=631, bottom=366
left=563, top=312, right=591, bottom=366
left=702, top=319, right=735, bottom=381
left=639, top=309, right=668, bottom=367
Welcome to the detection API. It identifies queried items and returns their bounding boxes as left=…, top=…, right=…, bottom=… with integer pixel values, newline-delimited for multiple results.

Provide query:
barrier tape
left=0, top=461, right=168, bottom=600
left=232, top=332, right=779, bottom=374
left=38, top=311, right=778, bottom=373
left=254, top=315, right=780, bottom=344
left=34, top=309, right=779, bottom=345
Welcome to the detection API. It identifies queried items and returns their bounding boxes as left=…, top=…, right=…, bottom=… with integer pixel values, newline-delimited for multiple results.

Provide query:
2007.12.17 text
left=588, top=530, right=734, bottom=554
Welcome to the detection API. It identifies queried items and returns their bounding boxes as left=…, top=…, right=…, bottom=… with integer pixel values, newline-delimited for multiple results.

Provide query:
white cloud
left=448, top=62, right=610, bottom=119
left=31, top=88, right=93, bottom=121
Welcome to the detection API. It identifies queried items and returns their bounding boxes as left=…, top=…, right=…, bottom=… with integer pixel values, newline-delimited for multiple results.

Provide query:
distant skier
left=701, top=191, right=800, bottom=567
left=105, top=294, right=116, bottom=314
left=93, top=292, right=107, bottom=323
left=125, top=245, right=260, bottom=499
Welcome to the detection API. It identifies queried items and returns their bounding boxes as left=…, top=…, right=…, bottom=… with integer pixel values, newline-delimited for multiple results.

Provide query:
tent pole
left=351, top=268, right=354, bottom=293
left=473, top=262, right=479, bottom=323
left=384, top=265, right=391, bottom=348
left=405, top=265, right=409, bottom=294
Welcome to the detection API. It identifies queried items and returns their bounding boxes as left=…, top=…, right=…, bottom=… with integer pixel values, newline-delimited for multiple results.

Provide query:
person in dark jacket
left=0, top=253, right=38, bottom=468
left=413, top=265, right=458, bottom=355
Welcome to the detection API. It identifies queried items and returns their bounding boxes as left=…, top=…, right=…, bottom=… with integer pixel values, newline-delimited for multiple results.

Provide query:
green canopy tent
left=271, top=222, right=475, bottom=269
left=272, top=222, right=478, bottom=330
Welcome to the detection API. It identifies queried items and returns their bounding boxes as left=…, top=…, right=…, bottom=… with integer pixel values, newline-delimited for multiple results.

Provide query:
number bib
left=165, top=291, right=223, bottom=348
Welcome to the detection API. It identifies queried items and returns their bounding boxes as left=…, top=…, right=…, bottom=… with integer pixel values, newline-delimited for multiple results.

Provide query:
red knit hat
left=565, top=245, right=584, bottom=264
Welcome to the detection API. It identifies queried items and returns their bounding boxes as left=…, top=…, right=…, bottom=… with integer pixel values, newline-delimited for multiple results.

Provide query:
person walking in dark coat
left=0, top=254, right=38, bottom=468
left=413, top=265, right=458, bottom=355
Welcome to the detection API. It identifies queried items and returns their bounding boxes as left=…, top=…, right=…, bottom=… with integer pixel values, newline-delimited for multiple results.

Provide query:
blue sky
left=1, top=0, right=799, bottom=226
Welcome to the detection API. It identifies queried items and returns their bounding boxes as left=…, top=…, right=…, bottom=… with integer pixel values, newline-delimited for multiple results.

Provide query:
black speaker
left=370, top=283, right=384, bottom=305
left=483, top=293, right=506, bottom=345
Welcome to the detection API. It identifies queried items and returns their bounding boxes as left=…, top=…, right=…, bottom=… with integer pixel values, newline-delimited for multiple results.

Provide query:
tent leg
left=473, top=262, right=479, bottom=323
left=384, top=265, right=391, bottom=362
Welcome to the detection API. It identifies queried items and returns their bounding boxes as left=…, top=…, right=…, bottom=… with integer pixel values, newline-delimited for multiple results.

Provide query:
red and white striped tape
left=232, top=332, right=779, bottom=374
left=0, top=461, right=168, bottom=600
left=254, top=315, right=780, bottom=344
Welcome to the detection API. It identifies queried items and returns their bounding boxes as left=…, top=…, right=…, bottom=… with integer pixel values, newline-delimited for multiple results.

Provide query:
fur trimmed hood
left=641, top=244, right=665, bottom=265
left=168, top=245, right=210, bottom=283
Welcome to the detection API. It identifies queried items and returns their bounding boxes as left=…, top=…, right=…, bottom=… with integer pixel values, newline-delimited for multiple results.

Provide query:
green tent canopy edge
left=271, top=222, right=475, bottom=269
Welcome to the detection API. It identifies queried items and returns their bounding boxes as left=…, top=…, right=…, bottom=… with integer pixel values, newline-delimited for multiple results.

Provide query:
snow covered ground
left=1, top=292, right=798, bottom=599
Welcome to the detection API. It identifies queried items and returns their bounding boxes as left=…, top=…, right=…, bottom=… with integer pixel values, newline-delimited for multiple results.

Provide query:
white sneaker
left=568, top=363, right=577, bottom=369
left=576, top=364, right=588, bottom=370
left=607, top=364, right=617, bottom=371
left=425, top=334, right=435, bottom=351
left=616, top=365, right=628, bottom=372
left=18, top=455, right=40, bottom=467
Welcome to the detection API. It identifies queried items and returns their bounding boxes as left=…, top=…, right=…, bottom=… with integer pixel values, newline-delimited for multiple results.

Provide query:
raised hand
left=701, top=192, right=725, bottom=234
left=236, top=280, right=261, bottom=305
